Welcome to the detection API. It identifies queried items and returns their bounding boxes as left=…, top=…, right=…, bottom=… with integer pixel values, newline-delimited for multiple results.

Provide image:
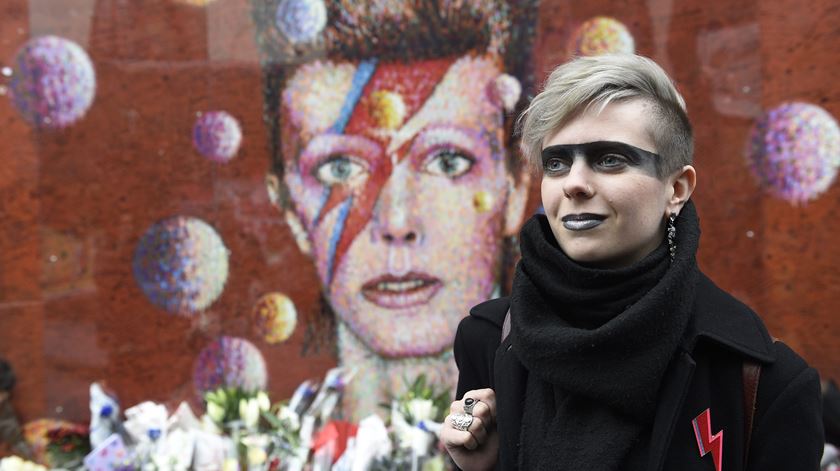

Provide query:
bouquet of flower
left=43, top=422, right=90, bottom=469
left=198, top=367, right=358, bottom=471
left=20, top=368, right=457, bottom=470
left=204, top=388, right=271, bottom=432
left=365, top=375, right=450, bottom=471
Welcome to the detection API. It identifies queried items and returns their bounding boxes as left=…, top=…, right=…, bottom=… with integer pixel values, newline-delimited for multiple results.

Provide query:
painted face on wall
left=272, top=54, right=528, bottom=357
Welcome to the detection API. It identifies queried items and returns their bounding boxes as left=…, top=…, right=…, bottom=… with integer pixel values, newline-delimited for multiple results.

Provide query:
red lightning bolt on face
left=305, top=58, right=454, bottom=284
left=692, top=408, right=723, bottom=471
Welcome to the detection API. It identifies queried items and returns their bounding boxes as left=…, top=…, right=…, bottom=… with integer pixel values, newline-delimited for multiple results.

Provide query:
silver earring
left=667, top=213, right=677, bottom=261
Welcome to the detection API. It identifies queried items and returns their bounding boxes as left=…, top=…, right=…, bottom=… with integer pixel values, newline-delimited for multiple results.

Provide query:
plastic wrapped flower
left=395, top=375, right=449, bottom=425
left=0, top=456, right=47, bottom=471
left=204, top=387, right=268, bottom=430
left=238, top=392, right=271, bottom=430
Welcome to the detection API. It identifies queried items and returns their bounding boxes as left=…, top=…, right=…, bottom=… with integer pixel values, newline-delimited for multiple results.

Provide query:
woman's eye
left=424, top=149, right=475, bottom=178
left=544, top=158, right=568, bottom=173
left=314, top=156, right=367, bottom=186
left=598, top=154, right=628, bottom=168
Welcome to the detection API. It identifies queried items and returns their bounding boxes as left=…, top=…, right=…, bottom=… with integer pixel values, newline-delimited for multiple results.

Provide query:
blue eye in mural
left=192, top=111, right=243, bottom=163
left=568, top=16, right=635, bottom=57
left=193, top=336, right=268, bottom=398
left=133, top=216, right=230, bottom=315
left=252, top=292, right=298, bottom=345
left=9, top=35, right=96, bottom=128
left=746, top=101, right=840, bottom=204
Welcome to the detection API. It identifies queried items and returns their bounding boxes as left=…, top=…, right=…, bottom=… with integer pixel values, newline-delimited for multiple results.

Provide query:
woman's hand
left=441, top=388, right=499, bottom=471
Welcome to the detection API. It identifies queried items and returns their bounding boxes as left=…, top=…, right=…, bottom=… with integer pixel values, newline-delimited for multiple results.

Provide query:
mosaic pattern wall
left=2, top=0, right=840, bottom=436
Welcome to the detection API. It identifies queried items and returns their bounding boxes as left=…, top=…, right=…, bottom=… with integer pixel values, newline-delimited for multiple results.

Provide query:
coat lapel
left=647, top=273, right=776, bottom=470
left=647, top=349, right=696, bottom=471
left=688, top=274, right=775, bottom=363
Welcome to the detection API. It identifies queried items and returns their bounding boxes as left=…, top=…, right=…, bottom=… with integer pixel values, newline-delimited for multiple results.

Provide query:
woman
left=442, top=54, right=824, bottom=470
left=251, top=0, right=537, bottom=419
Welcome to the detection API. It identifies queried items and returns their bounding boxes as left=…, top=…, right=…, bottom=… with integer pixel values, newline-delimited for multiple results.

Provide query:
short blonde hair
left=518, top=54, right=692, bottom=178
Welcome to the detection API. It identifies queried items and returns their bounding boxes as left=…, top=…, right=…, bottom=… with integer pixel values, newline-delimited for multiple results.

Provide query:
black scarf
left=510, top=200, right=701, bottom=470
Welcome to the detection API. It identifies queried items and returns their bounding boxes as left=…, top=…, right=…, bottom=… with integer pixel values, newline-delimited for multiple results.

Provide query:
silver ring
left=450, top=413, right=473, bottom=432
left=463, top=397, right=480, bottom=416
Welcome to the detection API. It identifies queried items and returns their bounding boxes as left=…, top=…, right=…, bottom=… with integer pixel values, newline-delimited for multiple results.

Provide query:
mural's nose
left=382, top=229, right=418, bottom=244
left=373, top=161, right=422, bottom=245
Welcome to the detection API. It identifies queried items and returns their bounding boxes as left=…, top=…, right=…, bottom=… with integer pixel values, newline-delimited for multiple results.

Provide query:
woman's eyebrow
left=542, top=141, right=659, bottom=158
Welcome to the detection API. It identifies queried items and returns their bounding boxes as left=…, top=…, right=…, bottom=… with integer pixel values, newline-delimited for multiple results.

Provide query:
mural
left=251, top=292, right=298, bottom=345
left=192, top=111, right=244, bottom=163
left=133, top=216, right=230, bottom=316
left=251, top=0, right=539, bottom=419
left=568, top=16, right=635, bottom=57
left=193, top=336, right=268, bottom=398
left=745, top=101, right=840, bottom=204
left=8, top=35, right=96, bottom=128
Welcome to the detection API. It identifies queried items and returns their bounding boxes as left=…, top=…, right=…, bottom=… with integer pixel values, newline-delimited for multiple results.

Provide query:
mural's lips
left=361, top=272, right=442, bottom=309
left=561, top=213, right=606, bottom=231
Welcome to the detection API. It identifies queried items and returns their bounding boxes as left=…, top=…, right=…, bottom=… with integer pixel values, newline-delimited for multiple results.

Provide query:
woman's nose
left=373, top=162, right=422, bottom=245
left=562, top=159, right=595, bottom=199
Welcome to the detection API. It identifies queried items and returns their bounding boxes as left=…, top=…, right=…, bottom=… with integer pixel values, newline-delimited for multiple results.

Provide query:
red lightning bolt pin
left=692, top=408, right=723, bottom=471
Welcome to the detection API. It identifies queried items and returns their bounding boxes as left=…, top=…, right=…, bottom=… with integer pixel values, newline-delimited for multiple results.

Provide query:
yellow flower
left=247, top=446, right=267, bottom=466
left=222, top=458, right=239, bottom=471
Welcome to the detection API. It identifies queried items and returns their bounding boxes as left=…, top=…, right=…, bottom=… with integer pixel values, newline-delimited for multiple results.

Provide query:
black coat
left=455, top=273, right=824, bottom=471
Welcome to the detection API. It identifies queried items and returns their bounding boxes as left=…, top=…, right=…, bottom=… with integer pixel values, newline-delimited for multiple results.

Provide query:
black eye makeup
left=541, top=141, right=661, bottom=176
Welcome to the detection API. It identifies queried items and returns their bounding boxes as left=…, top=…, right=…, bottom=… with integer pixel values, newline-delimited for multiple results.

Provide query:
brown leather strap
left=501, top=309, right=511, bottom=343
left=743, top=337, right=778, bottom=467
left=742, top=360, right=762, bottom=469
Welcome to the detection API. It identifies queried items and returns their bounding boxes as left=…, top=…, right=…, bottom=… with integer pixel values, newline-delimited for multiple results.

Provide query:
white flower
left=352, top=415, right=392, bottom=471
left=391, top=402, right=413, bottom=448
left=201, top=413, right=222, bottom=434
left=277, top=404, right=300, bottom=431
left=256, top=391, right=271, bottom=412
left=0, top=456, right=47, bottom=471
left=239, top=398, right=260, bottom=429
left=207, top=401, right=225, bottom=423
left=392, top=401, right=436, bottom=455
left=406, top=399, right=436, bottom=423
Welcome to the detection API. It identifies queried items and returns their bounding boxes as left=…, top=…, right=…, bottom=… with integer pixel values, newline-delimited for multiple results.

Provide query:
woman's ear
left=667, top=165, right=697, bottom=216
left=504, top=171, right=531, bottom=237
left=266, top=173, right=312, bottom=256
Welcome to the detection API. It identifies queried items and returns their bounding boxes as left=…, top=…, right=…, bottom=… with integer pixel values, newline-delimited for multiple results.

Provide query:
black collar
left=470, top=273, right=777, bottom=365
left=469, top=296, right=509, bottom=328
left=682, top=273, right=776, bottom=363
